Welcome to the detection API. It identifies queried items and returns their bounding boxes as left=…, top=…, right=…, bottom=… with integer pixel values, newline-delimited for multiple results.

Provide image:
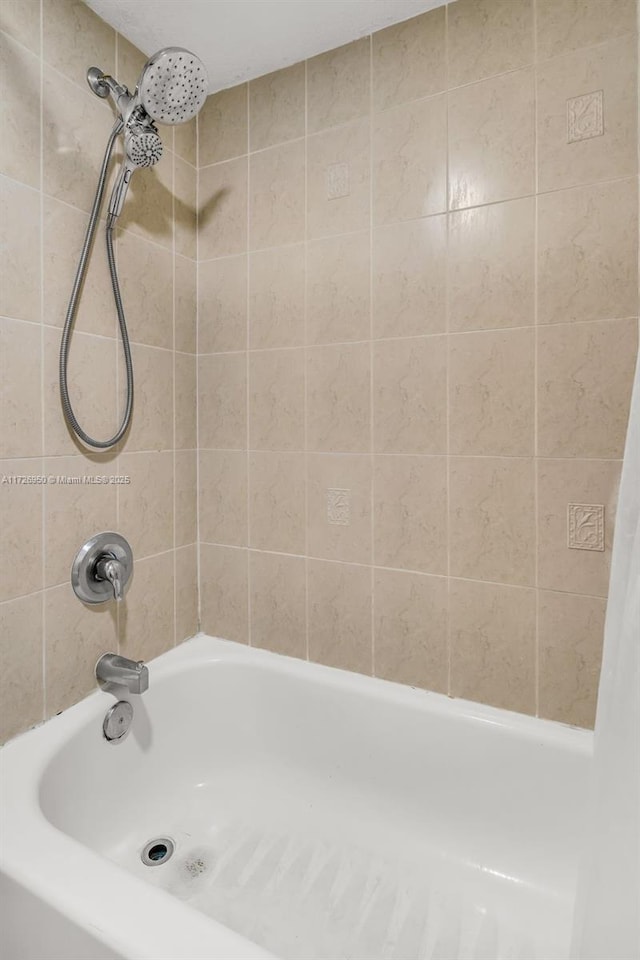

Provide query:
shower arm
left=87, top=66, right=135, bottom=123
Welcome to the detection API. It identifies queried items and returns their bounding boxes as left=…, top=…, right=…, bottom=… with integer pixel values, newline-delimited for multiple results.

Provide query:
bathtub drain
left=141, top=837, right=174, bottom=866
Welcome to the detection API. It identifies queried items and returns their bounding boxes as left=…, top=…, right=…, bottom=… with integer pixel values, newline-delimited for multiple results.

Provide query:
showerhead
left=87, top=46, right=207, bottom=220
left=137, top=47, right=208, bottom=125
left=125, top=126, right=163, bottom=168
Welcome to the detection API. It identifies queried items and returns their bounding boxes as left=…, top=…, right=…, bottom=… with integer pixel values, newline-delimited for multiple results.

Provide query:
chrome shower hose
left=59, top=118, right=134, bottom=449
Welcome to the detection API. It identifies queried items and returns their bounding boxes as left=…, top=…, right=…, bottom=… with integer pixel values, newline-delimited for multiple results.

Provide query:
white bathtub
left=0, top=634, right=592, bottom=960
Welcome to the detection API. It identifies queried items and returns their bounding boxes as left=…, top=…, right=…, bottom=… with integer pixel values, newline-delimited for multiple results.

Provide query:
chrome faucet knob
left=72, top=532, right=133, bottom=605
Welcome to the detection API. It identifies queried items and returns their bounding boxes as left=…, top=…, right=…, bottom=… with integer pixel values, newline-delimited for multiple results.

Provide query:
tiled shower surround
left=0, top=0, right=637, bottom=743
left=196, top=0, right=638, bottom=729
left=1, top=0, right=198, bottom=742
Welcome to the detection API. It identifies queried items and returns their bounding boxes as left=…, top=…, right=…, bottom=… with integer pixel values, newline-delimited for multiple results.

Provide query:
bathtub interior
left=38, top=647, right=591, bottom=960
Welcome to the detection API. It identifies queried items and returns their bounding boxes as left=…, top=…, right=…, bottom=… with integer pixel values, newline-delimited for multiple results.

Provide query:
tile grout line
left=368, top=31, right=375, bottom=680
left=303, top=58, right=310, bottom=663
left=192, top=167, right=638, bottom=257
left=1, top=310, right=635, bottom=350
left=114, top=30, right=122, bottom=656
left=196, top=108, right=202, bottom=635
left=245, top=82, right=252, bottom=648
left=171, top=103, right=178, bottom=649
left=1, top=450, right=627, bottom=465
left=444, top=0, right=452, bottom=701
left=39, top=0, right=46, bottom=722
left=533, top=0, right=541, bottom=719
left=193, top=543, right=610, bottom=601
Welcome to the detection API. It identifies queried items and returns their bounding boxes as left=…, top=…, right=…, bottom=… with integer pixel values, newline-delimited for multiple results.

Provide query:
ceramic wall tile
left=372, top=8, right=446, bottom=110
left=308, top=39, right=370, bottom=134
left=373, top=216, right=446, bottom=339
left=198, top=352, right=247, bottom=450
left=450, top=578, right=536, bottom=714
left=248, top=451, right=306, bottom=554
left=374, top=455, right=447, bottom=575
left=308, top=559, right=372, bottom=674
left=0, top=0, right=41, bottom=54
left=448, top=0, right=533, bottom=87
left=250, top=551, right=307, bottom=657
left=536, top=0, right=637, bottom=62
left=537, top=318, right=638, bottom=459
left=306, top=233, right=370, bottom=345
left=249, top=349, right=305, bottom=451
left=43, top=0, right=114, bottom=89
left=537, top=37, right=637, bottom=193
left=249, top=64, right=305, bottom=150
left=199, top=544, right=248, bottom=642
left=374, top=569, right=447, bottom=692
left=307, top=453, right=372, bottom=563
left=449, top=457, right=536, bottom=586
left=249, top=245, right=305, bottom=349
left=307, top=119, right=370, bottom=239
left=449, top=68, right=535, bottom=209
left=199, top=449, right=247, bottom=546
left=307, top=342, right=371, bottom=453
left=198, top=157, right=248, bottom=260
left=198, top=255, right=248, bottom=354
left=0, top=594, right=43, bottom=742
left=538, top=590, right=605, bottom=727
left=373, top=337, right=446, bottom=455
left=1, top=318, right=42, bottom=459
left=0, top=458, right=43, bottom=602
left=250, top=140, right=305, bottom=249
left=118, top=450, right=174, bottom=559
left=0, top=176, right=41, bottom=323
left=199, top=84, right=248, bottom=165
left=449, top=328, right=535, bottom=456
left=448, top=198, right=535, bottom=332
left=373, top=95, right=446, bottom=223
left=0, top=32, right=41, bottom=189
left=537, top=180, right=638, bottom=325
left=538, top=458, right=621, bottom=597
left=175, top=544, right=198, bottom=643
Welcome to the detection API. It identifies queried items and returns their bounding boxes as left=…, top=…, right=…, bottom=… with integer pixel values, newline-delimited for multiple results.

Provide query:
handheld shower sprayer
left=108, top=123, right=163, bottom=218
left=60, top=48, right=208, bottom=450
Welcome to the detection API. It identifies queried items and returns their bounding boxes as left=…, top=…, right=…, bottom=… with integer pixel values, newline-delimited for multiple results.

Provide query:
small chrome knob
left=71, top=532, right=133, bottom=604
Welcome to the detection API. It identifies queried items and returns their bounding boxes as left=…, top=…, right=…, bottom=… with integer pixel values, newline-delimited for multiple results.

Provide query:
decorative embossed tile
left=568, top=503, right=604, bottom=552
left=326, top=162, right=350, bottom=200
left=327, top=488, right=351, bottom=525
left=567, top=90, right=603, bottom=143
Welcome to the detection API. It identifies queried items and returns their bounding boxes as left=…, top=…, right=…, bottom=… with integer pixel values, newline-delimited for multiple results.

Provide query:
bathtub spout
left=96, top=653, right=149, bottom=694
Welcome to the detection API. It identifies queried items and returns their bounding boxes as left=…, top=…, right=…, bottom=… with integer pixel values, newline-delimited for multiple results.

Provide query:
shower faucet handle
left=72, top=532, right=133, bottom=605
left=94, top=555, right=125, bottom=601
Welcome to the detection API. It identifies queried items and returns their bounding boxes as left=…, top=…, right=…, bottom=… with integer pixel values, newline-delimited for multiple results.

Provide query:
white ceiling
left=86, top=0, right=447, bottom=93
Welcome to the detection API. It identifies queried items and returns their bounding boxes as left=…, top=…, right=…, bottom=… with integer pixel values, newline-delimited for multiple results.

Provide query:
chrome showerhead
left=125, top=125, right=163, bottom=168
left=136, top=47, right=208, bottom=125
left=87, top=46, right=207, bottom=221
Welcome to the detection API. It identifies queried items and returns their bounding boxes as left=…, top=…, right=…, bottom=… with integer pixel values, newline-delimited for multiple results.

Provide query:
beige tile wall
left=0, top=0, right=198, bottom=742
left=197, top=0, right=639, bottom=729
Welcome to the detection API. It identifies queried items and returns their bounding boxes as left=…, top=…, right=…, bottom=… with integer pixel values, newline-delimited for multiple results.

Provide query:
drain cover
left=141, top=837, right=175, bottom=866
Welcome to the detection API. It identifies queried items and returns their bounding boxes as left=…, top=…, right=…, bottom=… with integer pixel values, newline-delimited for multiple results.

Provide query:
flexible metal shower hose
left=59, top=118, right=134, bottom=449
